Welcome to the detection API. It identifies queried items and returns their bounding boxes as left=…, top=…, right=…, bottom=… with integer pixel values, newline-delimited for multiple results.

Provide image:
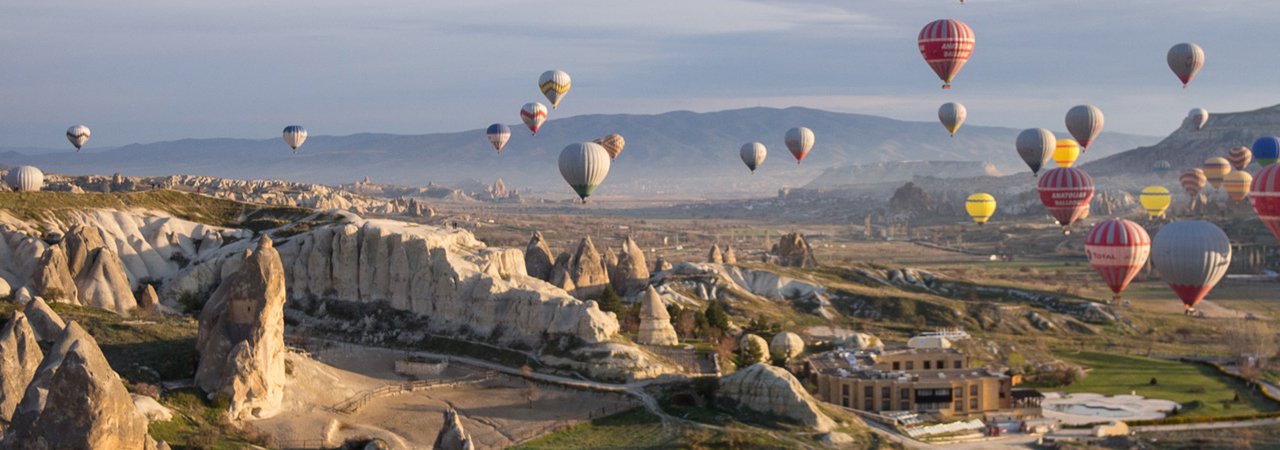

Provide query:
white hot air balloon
left=938, top=102, right=967, bottom=136
left=558, top=142, right=611, bottom=203
left=520, top=102, right=548, bottom=135
left=6, top=166, right=44, bottom=192
left=1187, top=108, right=1209, bottom=131
left=740, top=142, right=767, bottom=173
left=66, top=125, right=91, bottom=151
left=539, top=70, right=572, bottom=109
left=282, top=125, right=308, bottom=153
left=784, top=127, right=815, bottom=163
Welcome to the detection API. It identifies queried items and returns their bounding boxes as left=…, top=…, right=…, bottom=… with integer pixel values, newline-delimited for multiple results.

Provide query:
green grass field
left=1055, top=351, right=1280, bottom=417
left=514, top=408, right=674, bottom=449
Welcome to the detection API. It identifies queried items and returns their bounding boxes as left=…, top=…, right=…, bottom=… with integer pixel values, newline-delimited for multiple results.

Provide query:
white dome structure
left=6, top=166, right=44, bottom=192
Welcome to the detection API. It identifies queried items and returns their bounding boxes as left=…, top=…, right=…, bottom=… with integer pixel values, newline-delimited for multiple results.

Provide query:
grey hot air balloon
left=1016, top=128, right=1055, bottom=177
left=6, top=166, right=44, bottom=192
left=938, top=102, right=967, bottom=136
left=282, top=125, right=307, bottom=153
left=740, top=142, right=767, bottom=173
left=66, top=125, right=91, bottom=151
left=1187, top=108, right=1209, bottom=131
left=558, top=142, right=611, bottom=203
left=784, top=127, right=814, bottom=163
left=1167, top=43, right=1205, bottom=88
left=1065, top=105, right=1104, bottom=150
left=1151, top=220, right=1231, bottom=313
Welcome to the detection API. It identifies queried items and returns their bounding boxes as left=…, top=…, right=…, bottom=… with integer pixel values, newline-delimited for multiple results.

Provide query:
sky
left=2, top=0, right=1279, bottom=148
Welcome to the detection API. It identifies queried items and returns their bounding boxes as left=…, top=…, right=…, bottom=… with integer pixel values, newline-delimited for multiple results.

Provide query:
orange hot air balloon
left=1202, top=157, right=1231, bottom=189
left=1227, top=146, right=1252, bottom=171
left=594, top=134, right=626, bottom=160
left=1180, top=169, right=1207, bottom=198
left=1225, top=171, right=1253, bottom=201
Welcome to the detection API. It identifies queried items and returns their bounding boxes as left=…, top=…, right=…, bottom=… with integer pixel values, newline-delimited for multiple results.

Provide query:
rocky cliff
left=433, top=408, right=476, bottom=450
left=717, top=364, right=835, bottom=432
left=0, top=313, right=42, bottom=427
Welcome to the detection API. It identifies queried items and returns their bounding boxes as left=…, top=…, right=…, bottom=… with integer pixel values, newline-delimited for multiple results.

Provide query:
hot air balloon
left=1140, top=186, right=1172, bottom=219
left=1084, top=219, right=1151, bottom=302
left=1252, top=164, right=1280, bottom=242
left=740, top=142, right=767, bottom=173
left=1227, top=146, right=1252, bottom=171
left=558, top=142, right=611, bottom=203
left=1065, top=105, right=1104, bottom=150
left=66, top=125, right=90, bottom=152
left=1016, top=128, right=1055, bottom=177
left=1037, top=167, right=1095, bottom=233
left=539, top=70, right=571, bottom=109
left=5, top=166, right=43, bottom=192
left=282, top=125, right=307, bottom=153
left=520, top=102, right=548, bottom=135
left=1179, top=169, right=1206, bottom=198
left=486, top=123, right=511, bottom=153
left=1202, top=157, right=1231, bottom=189
left=1152, top=160, right=1172, bottom=172
left=965, top=193, right=996, bottom=225
left=1253, top=136, right=1280, bottom=167
left=1151, top=221, right=1230, bottom=313
left=1225, top=171, right=1253, bottom=201
left=785, top=127, right=815, bottom=164
left=1167, top=43, right=1205, bottom=88
left=917, top=19, right=974, bottom=89
left=1187, top=108, right=1209, bottom=130
left=938, top=102, right=966, bottom=136
left=1053, top=139, right=1080, bottom=168
left=594, top=134, right=626, bottom=160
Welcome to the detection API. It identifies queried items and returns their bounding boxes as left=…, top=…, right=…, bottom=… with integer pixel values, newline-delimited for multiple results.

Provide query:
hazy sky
left=2, top=0, right=1278, bottom=148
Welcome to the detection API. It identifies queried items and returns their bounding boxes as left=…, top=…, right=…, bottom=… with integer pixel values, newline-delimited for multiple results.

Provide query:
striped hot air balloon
left=558, top=142, right=611, bottom=202
left=486, top=123, right=511, bottom=153
left=1202, top=157, right=1231, bottom=189
left=1180, top=169, right=1206, bottom=198
left=1167, top=43, right=1205, bottom=88
left=1140, top=186, right=1172, bottom=219
left=539, top=70, right=571, bottom=109
left=785, top=127, right=815, bottom=163
left=938, top=102, right=966, bottom=136
left=282, top=125, right=307, bottom=153
left=740, top=142, right=767, bottom=173
left=594, top=134, right=625, bottom=160
left=1225, top=171, right=1253, bottom=201
left=1227, top=146, right=1252, bottom=171
left=1252, top=164, right=1280, bottom=242
left=1016, top=128, right=1055, bottom=177
left=1187, top=108, right=1209, bottom=131
left=1053, top=139, right=1080, bottom=168
left=965, top=193, right=996, bottom=225
left=917, top=19, right=975, bottom=89
left=66, top=125, right=91, bottom=151
left=1152, top=220, right=1230, bottom=313
left=1065, top=105, right=1104, bottom=150
left=1085, top=219, right=1151, bottom=301
left=5, top=166, right=43, bottom=192
left=1253, top=136, right=1280, bottom=167
left=1037, top=167, right=1095, bottom=233
left=520, top=102, right=548, bottom=135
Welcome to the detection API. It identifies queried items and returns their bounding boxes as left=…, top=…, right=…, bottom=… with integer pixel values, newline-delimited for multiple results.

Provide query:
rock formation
left=707, top=244, right=723, bottom=264
left=653, top=256, right=672, bottom=273
left=636, top=286, right=679, bottom=346
left=769, top=332, right=805, bottom=361
left=195, top=236, right=287, bottom=421
left=612, top=236, right=649, bottom=296
left=432, top=408, right=475, bottom=450
left=773, top=233, right=817, bottom=268
left=4, top=322, right=161, bottom=449
left=22, top=298, right=64, bottom=343
left=717, top=364, right=835, bottom=432
left=524, top=231, right=555, bottom=282
left=0, top=313, right=42, bottom=426
left=603, top=247, right=619, bottom=285
left=61, top=225, right=104, bottom=277
left=739, top=334, right=770, bottom=365
left=31, top=246, right=76, bottom=303
left=72, top=248, right=138, bottom=315
left=137, top=284, right=160, bottom=312
left=11, top=288, right=31, bottom=305
left=836, top=332, right=883, bottom=351
left=567, top=237, right=610, bottom=300
left=723, top=246, right=737, bottom=264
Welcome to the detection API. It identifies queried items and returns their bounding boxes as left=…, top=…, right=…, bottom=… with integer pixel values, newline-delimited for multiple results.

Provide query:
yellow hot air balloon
left=1202, top=157, right=1231, bottom=189
left=1224, top=171, right=1253, bottom=201
left=965, top=193, right=996, bottom=225
left=1053, top=139, right=1080, bottom=168
left=1139, top=186, right=1172, bottom=219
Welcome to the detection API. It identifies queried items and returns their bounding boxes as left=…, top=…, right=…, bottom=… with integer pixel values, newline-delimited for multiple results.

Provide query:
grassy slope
left=1055, top=351, right=1280, bottom=417
left=0, top=190, right=314, bottom=229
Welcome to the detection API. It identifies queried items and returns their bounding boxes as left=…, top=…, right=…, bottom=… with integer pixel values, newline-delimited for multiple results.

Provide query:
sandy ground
left=251, top=343, right=635, bottom=449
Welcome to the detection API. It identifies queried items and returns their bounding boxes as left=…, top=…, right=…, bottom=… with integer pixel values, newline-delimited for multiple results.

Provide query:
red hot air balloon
left=1037, top=167, right=1095, bottom=234
left=1084, top=219, right=1151, bottom=302
left=918, top=19, right=975, bottom=89
left=1252, top=163, right=1280, bottom=242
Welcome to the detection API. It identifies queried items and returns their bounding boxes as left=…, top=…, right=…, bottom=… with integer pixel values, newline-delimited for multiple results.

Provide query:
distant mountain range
left=1084, top=103, right=1280, bottom=176
left=0, top=107, right=1156, bottom=196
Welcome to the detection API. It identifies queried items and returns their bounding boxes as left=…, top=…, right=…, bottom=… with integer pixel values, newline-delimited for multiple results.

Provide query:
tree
left=705, top=301, right=729, bottom=331
left=598, top=284, right=624, bottom=315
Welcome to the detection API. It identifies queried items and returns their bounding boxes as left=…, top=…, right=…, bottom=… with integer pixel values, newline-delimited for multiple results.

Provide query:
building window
left=937, top=360, right=945, bottom=370
left=881, top=387, right=891, bottom=398
left=924, top=361, right=932, bottom=370
left=864, top=399, right=874, bottom=410
left=893, top=361, right=900, bottom=371
left=900, top=388, right=910, bottom=399
left=970, top=398, right=979, bottom=410
left=842, top=385, right=849, bottom=396
left=970, top=385, right=979, bottom=396
left=906, top=361, right=914, bottom=370
left=881, top=399, right=891, bottom=411
left=954, top=387, right=962, bottom=398
left=953, top=401, right=961, bottom=411
left=954, top=360, right=962, bottom=369
left=864, top=386, right=873, bottom=398
left=900, top=400, right=910, bottom=410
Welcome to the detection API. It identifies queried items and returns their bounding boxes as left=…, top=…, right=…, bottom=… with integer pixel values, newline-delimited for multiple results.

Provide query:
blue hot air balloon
left=282, top=125, right=308, bottom=153
left=1253, top=136, right=1280, bottom=167
left=486, top=123, right=511, bottom=153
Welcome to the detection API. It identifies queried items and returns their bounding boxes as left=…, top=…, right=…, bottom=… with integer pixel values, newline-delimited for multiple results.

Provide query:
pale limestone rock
left=524, top=232, right=555, bottom=282
left=568, top=237, right=610, bottom=300
left=432, top=408, right=475, bottom=450
left=72, top=248, right=138, bottom=315
left=769, top=331, right=806, bottom=361
left=612, top=236, right=650, bottom=296
left=11, top=287, right=31, bottom=305
left=22, top=298, right=64, bottom=343
left=137, top=284, right=160, bottom=312
left=333, top=224, right=361, bottom=301
left=549, top=252, right=571, bottom=288
left=774, top=233, right=817, bottom=268
left=61, top=224, right=105, bottom=278
left=603, top=247, right=619, bottom=287
left=708, top=244, right=724, bottom=264
left=31, top=247, right=77, bottom=303
left=0, top=278, right=9, bottom=301
left=130, top=394, right=173, bottom=423
left=718, top=363, right=835, bottom=431
left=835, top=332, right=883, bottom=351
left=0, top=312, right=42, bottom=424
left=388, top=235, right=412, bottom=310
left=636, top=286, right=678, bottom=346
left=195, top=236, right=286, bottom=420
left=653, top=256, right=672, bottom=273
left=723, top=246, right=738, bottom=264
left=739, top=334, right=769, bottom=365
left=358, top=223, right=386, bottom=301
left=308, top=227, right=335, bottom=298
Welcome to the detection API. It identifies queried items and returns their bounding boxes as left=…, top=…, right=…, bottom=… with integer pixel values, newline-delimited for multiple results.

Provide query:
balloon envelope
left=520, top=102, right=548, bottom=135
left=486, top=123, right=511, bottom=153
left=1053, top=139, right=1080, bottom=168
left=1227, top=147, right=1252, bottom=171
left=1037, top=167, right=1094, bottom=229
left=740, top=142, right=767, bottom=173
left=1179, top=169, right=1207, bottom=197
left=5, top=166, right=43, bottom=192
left=1253, top=136, right=1280, bottom=167
left=1188, top=108, right=1209, bottom=130
left=1016, top=128, right=1055, bottom=176
left=1140, top=186, right=1172, bottom=219
left=1225, top=171, right=1253, bottom=201
left=965, top=193, right=996, bottom=224
left=1202, top=157, right=1231, bottom=189
left=1151, top=220, right=1230, bottom=311
left=785, top=127, right=815, bottom=163
left=938, top=102, right=966, bottom=136
left=282, top=125, right=307, bottom=152
left=1167, top=43, right=1205, bottom=88
left=918, top=19, right=975, bottom=89
left=1084, top=219, right=1151, bottom=298
left=66, top=125, right=91, bottom=151
left=558, top=142, right=611, bottom=201
left=539, top=70, right=571, bottom=109
left=1065, top=105, right=1104, bottom=149
left=1252, top=164, right=1280, bottom=242
left=594, top=134, right=626, bottom=160
left=1152, top=160, right=1172, bottom=172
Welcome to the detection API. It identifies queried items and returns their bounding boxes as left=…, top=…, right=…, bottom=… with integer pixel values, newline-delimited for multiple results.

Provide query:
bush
left=598, top=284, right=624, bottom=315
left=704, top=301, right=729, bottom=331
